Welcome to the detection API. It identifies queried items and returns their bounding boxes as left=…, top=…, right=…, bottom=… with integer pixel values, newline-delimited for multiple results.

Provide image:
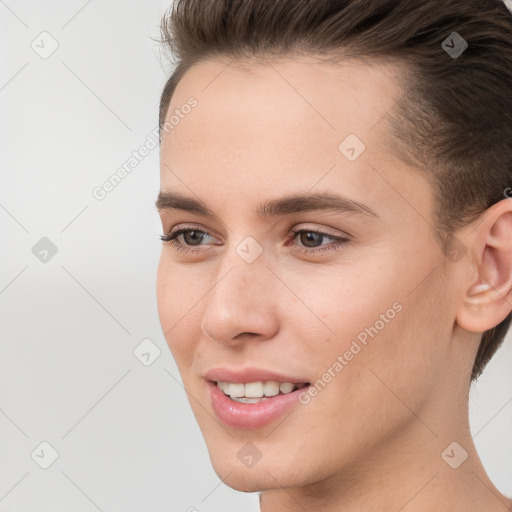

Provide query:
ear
left=456, top=198, right=512, bottom=333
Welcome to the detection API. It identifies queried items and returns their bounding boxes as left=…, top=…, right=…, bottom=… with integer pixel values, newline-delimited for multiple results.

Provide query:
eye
left=159, top=226, right=215, bottom=254
left=288, top=227, right=349, bottom=254
left=159, top=225, right=350, bottom=255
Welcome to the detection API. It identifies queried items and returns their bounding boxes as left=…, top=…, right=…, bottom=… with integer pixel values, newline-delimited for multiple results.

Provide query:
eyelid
left=167, top=223, right=209, bottom=235
left=291, top=222, right=349, bottom=238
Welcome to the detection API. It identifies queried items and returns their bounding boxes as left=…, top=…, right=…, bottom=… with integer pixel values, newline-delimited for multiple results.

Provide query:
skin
left=156, top=56, right=512, bottom=512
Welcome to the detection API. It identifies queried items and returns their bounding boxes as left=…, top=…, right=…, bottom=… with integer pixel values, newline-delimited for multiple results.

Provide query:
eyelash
left=159, top=225, right=349, bottom=255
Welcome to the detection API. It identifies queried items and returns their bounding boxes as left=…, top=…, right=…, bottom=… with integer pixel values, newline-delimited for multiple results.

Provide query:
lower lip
left=208, top=380, right=308, bottom=430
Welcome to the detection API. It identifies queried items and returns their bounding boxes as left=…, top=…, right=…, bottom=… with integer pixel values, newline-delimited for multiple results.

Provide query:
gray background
left=0, top=1, right=511, bottom=510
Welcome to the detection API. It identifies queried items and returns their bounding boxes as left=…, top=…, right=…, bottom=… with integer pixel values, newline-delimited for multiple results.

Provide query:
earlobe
left=456, top=201, right=512, bottom=333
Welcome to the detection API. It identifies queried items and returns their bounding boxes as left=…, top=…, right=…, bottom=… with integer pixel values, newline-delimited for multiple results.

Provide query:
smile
left=216, top=380, right=308, bottom=403
left=207, top=379, right=311, bottom=429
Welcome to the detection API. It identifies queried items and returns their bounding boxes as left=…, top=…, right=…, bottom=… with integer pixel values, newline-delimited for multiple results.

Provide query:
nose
left=200, top=256, right=280, bottom=347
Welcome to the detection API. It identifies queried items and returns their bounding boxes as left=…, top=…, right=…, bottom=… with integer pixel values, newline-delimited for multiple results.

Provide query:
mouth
left=206, top=378, right=312, bottom=429
left=213, top=380, right=310, bottom=403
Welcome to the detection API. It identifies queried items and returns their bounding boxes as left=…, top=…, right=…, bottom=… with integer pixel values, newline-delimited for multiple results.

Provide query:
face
left=156, top=56, right=463, bottom=491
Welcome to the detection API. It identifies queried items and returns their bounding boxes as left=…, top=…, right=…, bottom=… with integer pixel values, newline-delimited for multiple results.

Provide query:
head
left=155, top=0, right=512, bottom=495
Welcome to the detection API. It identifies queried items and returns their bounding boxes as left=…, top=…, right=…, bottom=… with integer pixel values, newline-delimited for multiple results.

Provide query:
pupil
left=301, top=231, right=321, bottom=247
left=185, top=231, right=203, bottom=245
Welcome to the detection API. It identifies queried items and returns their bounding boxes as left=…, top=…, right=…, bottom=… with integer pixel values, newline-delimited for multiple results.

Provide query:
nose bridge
left=201, top=240, right=279, bottom=342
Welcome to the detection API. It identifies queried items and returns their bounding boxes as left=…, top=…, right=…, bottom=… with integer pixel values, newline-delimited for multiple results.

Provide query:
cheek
left=156, top=252, right=193, bottom=326
left=286, top=260, right=402, bottom=350
left=317, top=274, right=449, bottom=431
left=156, top=255, right=171, bottom=329
left=156, top=255, right=192, bottom=362
left=290, top=254, right=445, bottom=394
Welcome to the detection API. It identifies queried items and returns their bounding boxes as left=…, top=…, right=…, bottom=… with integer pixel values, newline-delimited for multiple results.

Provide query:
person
left=154, top=0, right=512, bottom=510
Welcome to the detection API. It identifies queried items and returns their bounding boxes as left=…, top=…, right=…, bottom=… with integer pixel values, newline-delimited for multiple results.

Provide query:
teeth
left=279, top=382, right=295, bottom=394
left=231, top=396, right=268, bottom=403
left=228, top=383, right=245, bottom=398
left=245, top=381, right=264, bottom=398
left=263, top=381, right=280, bottom=397
left=216, top=380, right=305, bottom=399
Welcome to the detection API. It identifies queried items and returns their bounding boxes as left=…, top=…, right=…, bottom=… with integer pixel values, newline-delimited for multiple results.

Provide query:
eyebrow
left=155, top=190, right=379, bottom=222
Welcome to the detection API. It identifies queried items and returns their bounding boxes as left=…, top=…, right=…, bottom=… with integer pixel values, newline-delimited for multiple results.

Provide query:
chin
left=210, top=460, right=285, bottom=493
left=220, top=474, right=268, bottom=493
left=207, top=445, right=316, bottom=493
left=207, top=446, right=270, bottom=491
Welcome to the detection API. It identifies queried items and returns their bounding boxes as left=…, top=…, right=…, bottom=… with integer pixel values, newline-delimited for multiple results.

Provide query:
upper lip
left=204, top=367, right=309, bottom=384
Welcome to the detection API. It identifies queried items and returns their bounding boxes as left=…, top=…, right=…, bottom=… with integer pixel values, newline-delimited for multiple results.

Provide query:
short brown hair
left=156, top=0, right=512, bottom=380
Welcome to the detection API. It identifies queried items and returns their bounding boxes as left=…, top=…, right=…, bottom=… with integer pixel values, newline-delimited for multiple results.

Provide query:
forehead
left=165, top=55, right=403, bottom=145
left=160, top=56, right=431, bottom=226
